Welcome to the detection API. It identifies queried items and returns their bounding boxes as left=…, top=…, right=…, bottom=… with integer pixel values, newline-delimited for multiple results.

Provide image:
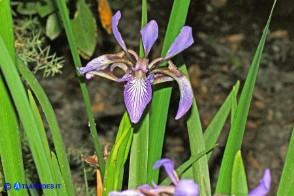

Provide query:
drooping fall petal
left=124, top=77, right=152, bottom=123
left=78, top=54, right=126, bottom=74
left=151, top=63, right=193, bottom=120
left=248, top=169, right=271, bottom=196
left=140, top=20, right=158, bottom=56
left=163, top=26, right=194, bottom=60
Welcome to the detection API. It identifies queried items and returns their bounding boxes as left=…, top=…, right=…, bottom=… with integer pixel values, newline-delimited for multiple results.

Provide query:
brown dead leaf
left=82, top=154, right=99, bottom=166
left=98, top=0, right=113, bottom=34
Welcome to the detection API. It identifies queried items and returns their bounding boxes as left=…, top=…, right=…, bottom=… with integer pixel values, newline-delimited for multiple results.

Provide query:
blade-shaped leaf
left=215, top=0, right=277, bottom=194
left=0, top=37, right=58, bottom=196
left=231, top=151, right=248, bottom=196
left=0, top=1, right=26, bottom=195
left=16, top=57, right=75, bottom=195
left=204, top=81, right=240, bottom=159
left=104, top=113, right=133, bottom=194
left=277, top=127, right=294, bottom=195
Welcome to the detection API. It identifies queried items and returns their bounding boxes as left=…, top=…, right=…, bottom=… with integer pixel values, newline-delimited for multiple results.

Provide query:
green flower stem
left=54, top=0, right=105, bottom=178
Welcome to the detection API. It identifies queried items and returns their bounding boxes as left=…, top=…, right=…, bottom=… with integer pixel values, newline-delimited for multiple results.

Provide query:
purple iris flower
left=79, top=11, right=194, bottom=123
left=248, top=168, right=271, bottom=196
left=152, top=158, right=199, bottom=196
left=109, top=158, right=199, bottom=196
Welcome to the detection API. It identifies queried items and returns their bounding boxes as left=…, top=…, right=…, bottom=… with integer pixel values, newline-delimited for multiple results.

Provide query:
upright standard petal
left=153, top=158, right=179, bottom=185
left=140, top=20, right=158, bottom=56
left=174, top=179, right=199, bottom=196
left=163, top=26, right=194, bottom=60
left=248, top=168, right=271, bottom=196
left=124, top=76, right=152, bottom=123
left=112, top=11, right=128, bottom=52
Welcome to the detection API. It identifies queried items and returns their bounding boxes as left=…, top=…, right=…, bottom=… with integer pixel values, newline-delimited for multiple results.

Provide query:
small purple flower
left=79, top=11, right=194, bottom=123
left=152, top=158, right=199, bottom=196
left=248, top=168, right=271, bottom=196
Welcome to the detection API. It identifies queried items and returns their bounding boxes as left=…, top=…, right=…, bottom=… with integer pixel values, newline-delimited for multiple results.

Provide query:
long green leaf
left=181, top=81, right=240, bottom=179
left=0, top=1, right=26, bottom=195
left=128, top=0, right=149, bottom=188
left=0, top=37, right=57, bottom=196
left=277, top=127, right=294, bottom=195
left=51, top=152, right=68, bottom=195
left=104, top=113, right=133, bottom=195
left=204, top=81, right=240, bottom=159
left=184, top=69, right=211, bottom=196
left=215, top=0, right=277, bottom=194
left=16, top=57, right=75, bottom=195
left=54, top=0, right=105, bottom=178
left=231, top=151, right=248, bottom=196
left=148, top=0, right=191, bottom=184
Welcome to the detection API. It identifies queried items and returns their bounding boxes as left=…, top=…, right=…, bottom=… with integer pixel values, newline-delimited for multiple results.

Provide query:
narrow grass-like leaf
left=128, top=114, right=149, bottom=188
left=54, top=0, right=105, bottom=178
left=26, top=177, right=39, bottom=196
left=16, top=57, right=75, bottom=195
left=128, top=0, right=149, bottom=188
left=177, top=62, right=211, bottom=195
left=28, top=90, right=51, bottom=161
left=277, top=127, right=294, bottom=195
left=104, top=114, right=133, bottom=195
left=0, top=75, right=27, bottom=196
left=0, top=1, right=26, bottom=195
left=215, top=0, right=277, bottom=194
left=51, top=152, right=67, bottom=195
left=182, top=81, right=240, bottom=178
left=204, top=81, right=240, bottom=159
left=148, top=0, right=191, bottom=184
left=0, top=37, right=57, bottom=196
left=83, top=164, right=90, bottom=196
left=231, top=151, right=248, bottom=196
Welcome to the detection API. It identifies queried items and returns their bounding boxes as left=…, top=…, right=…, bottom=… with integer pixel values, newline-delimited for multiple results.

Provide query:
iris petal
left=174, top=179, right=199, bottom=196
left=79, top=55, right=113, bottom=74
left=248, top=169, right=271, bottom=196
left=140, top=20, right=158, bottom=56
left=112, top=11, right=128, bottom=53
left=151, top=63, right=193, bottom=120
left=153, top=158, right=179, bottom=185
left=163, top=26, right=194, bottom=60
left=124, top=76, right=152, bottom=123
left=78, top=54, right=125, bottom=74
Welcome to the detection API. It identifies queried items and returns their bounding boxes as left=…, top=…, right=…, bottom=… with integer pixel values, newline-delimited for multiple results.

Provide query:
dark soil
left=37, top=0, right=294, bottom=195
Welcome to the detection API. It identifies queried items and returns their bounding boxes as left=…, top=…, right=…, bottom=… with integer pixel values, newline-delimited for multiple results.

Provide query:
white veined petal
left=124, top=77, right=152, bottom=123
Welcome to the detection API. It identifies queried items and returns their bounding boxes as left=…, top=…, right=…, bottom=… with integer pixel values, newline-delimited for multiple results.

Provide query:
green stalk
left=54, top=0, right=105, bottom=178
